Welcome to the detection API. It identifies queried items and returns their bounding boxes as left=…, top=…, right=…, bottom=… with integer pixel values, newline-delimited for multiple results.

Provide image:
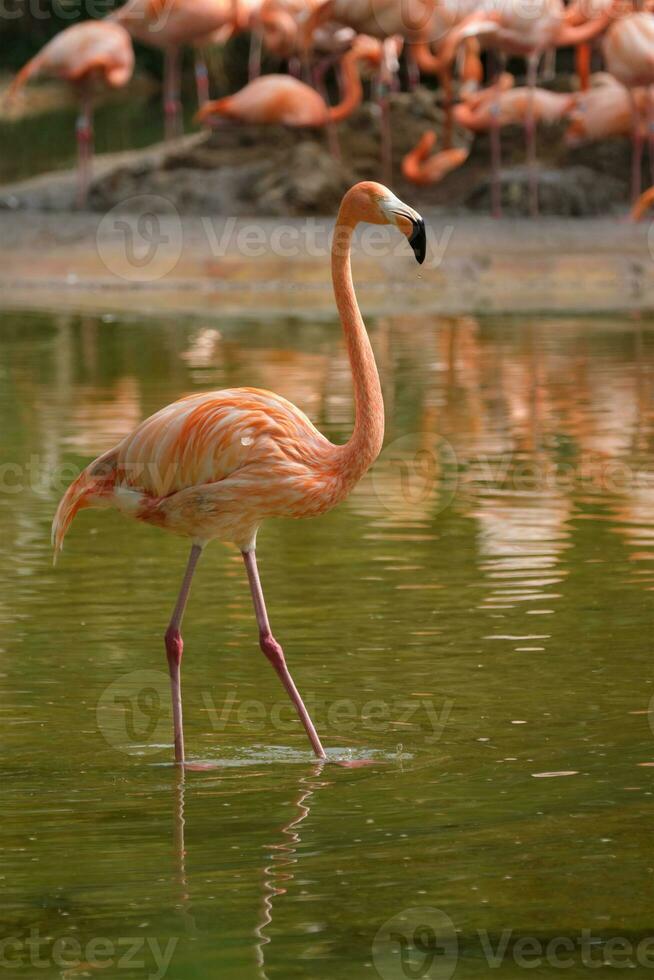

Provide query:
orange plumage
left=53, top=387, right=353, bottom=554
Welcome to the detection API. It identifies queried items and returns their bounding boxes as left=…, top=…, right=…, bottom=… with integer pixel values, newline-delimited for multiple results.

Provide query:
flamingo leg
left=249, top=27, right=263, bottom=81
left=647, top=85, right=654, bottom=187
left=630, top=89, right=644, bottom=203
left=405, top=46, right=420, bottom=92
left=440, top=68, right=453, bottom=150
left=314, top=58, right=341, bottom=161
left=194, top=51, right=210, bottom=108
left=488, top=52, right=504, bottom=219
left=525, top=52, right=539, bottom=217
left=540, top=46, right=556, bottom=84
left=242, top=549, right=326, bottom=760
left=165, top=543, right=203, bottom=765
left=164, top=46, right=182, bottom=140
left=75, top=86, right=93, bottom=209
left=575, top=42, right=590, bottom=91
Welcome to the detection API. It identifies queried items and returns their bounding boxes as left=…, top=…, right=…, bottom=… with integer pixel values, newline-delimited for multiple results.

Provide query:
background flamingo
left=565, top=72, right=642, bottom=146
left=402, top=130, right=470, bottom=184
left=111, top=0, right=243, bottom=138
left=196, top=34, right=381, bottom=132
left=51, top=180, right=426, bottom=766
left=8, top=20, right=134, bottom=206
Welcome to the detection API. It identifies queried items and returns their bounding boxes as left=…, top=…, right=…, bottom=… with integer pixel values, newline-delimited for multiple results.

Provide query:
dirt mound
left=88, top=90, right=455, bottom=216
left=467, top=165, right=627, bottom=216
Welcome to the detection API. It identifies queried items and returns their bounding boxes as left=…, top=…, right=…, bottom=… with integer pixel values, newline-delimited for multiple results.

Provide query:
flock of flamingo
left=7, top=0, right=654, bottom=215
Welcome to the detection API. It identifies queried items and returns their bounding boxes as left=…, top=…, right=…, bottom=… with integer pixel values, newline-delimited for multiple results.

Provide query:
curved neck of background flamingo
left=327, top=51, right=364, bottom=123
left=402, top=135, right=433, bottom=183
left=555, top=12, right=612, bottom=47
left=331, top=209, right=384, bottom=479
left=413, top=42, right=445, bottom=76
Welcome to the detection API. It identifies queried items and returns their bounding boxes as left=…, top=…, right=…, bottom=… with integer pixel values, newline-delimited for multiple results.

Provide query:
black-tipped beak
left=408, top=217, right=426, bottom=265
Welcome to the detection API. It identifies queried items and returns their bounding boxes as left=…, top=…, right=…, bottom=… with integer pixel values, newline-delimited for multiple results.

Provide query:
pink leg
left=488, top=52, right=503, bottom=219
left=242, top=550, right=326, bottom=759
left=525, top=52, right=539, bottom=218
left=630, top=90, right=644, bottom=203
left=164, top=46, right=182, bottom=140
left=314, top=58, right=341, bottom=160
left=249, top=28, right=263, bottom=81
left=490, top=93, right=502, bottom=219
left=647, top=85, right=654, bottom=187
left=374, top=72, right=393, bottom=186
left=194, top=52, right=210, bottom=108
left=405, top=47, right=420, bottom=92
left=75, top=90, right=93, bottom=209
left=166, top=543, right=203, bottom=764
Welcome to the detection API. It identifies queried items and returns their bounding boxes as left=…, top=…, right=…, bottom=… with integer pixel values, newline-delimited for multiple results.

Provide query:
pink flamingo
left=111, top=0, right=243, bottom=138
left=401, top=131, right=470, bottom=184
left=52, top=181, right=426, bottom=766
left=602, top=11, right=654, bottom=200
left=195, top=35, right=381, bottom=130
left=8, top=21, right=134, bottom=207
left=565, top=72, right=644, bottom=145
left=453, top=75, right=574, bottom=131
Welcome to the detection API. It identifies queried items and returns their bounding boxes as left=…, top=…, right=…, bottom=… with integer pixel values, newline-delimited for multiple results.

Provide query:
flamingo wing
left=52, top=388, right=336, bottom=554
left=115, top=388, right=328, bottom=495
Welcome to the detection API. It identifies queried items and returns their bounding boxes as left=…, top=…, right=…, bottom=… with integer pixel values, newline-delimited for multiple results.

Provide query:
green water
left=0, top=97, right=196, bottom=184
left=1, top=310, right=653, bottom=979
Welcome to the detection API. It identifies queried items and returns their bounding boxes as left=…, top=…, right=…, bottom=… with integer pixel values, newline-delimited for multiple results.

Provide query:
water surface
left=1, top=310, right=653, bottom=978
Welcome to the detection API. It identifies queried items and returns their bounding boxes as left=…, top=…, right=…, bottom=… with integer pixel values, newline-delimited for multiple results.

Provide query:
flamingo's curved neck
left=403, top=135, right=433, bottom=183
left=413, top=41, right=444, bottom=76
left=331, top=206, right=384, bottom=481
left=327, top=52, right=364, bottom=123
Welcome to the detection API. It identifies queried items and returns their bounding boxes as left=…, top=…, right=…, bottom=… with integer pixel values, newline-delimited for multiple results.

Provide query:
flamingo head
left=340, top=182, right=426, bottom=264
left=349, top=34, right=384, bottom=68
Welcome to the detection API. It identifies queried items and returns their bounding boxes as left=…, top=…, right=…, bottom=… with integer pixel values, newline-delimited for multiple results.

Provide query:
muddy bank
left=0, top=85, right=636, bottom=217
